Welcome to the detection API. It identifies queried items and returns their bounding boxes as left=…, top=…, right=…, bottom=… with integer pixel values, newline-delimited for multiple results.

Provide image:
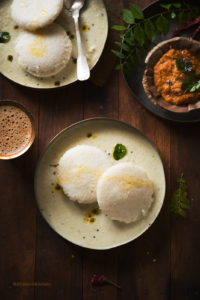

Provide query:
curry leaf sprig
left=112, top=2, right=200, bottom=76
left=170, top=173, right=191, bottom=217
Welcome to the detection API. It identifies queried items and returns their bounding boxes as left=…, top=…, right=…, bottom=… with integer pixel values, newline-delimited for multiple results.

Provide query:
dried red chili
left=172, top=16, right=200, bottom=37
left=91, top=274, right=121, bottom=289
left=91, top=274, right=104, bottom=286
left=192, top=25, right=200, bottom=38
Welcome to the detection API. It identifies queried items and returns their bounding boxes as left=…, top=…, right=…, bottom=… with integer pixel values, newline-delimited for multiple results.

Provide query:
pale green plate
left=34, top=118, right=166, bottom=249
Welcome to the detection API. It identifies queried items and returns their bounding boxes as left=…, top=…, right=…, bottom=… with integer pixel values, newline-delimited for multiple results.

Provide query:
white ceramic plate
left=0, top=0, right=108, bottom=88
left=34, top=118, right=166, bottom=249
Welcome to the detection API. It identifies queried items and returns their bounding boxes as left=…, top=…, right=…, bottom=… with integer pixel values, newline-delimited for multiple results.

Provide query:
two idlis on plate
left=11, top=0, right=72, bottom=77
left=58, top=145, right=155, bottom=223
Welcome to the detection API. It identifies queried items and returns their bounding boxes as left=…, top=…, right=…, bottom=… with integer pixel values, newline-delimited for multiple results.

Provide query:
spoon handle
left=72, top=13, right=90, bottom=81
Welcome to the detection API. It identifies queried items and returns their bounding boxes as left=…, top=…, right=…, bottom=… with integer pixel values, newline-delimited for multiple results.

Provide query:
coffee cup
left=0, top=100, right=35, bottom=160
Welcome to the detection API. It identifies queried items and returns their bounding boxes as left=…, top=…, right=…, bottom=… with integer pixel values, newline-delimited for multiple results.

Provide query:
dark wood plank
left=118, top=71, right=171, bottom=300
left=90, top=0, right=123, bottom=87
left=170, top=123, right=200, bottom=300
left=1, top=1, right=200, bottom=300
left=0, top=75, right=39, bottom=300
left=34, top=84, right=84, bottom=300
left=84, top=70, right=119, bottom=119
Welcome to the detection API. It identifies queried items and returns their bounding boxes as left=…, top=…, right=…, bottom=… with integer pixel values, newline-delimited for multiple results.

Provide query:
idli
left=58, top=145, right=112, bottom=204
left=11, top=0, right=63, bottom=31
left=15, top=23, right=72, bottom=77
left=97, top=162, right=154, bottom=223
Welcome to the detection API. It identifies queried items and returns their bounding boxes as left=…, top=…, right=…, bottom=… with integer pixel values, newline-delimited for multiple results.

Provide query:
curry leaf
left=113, top=144, right=127, bottom=160
left=125, top=37, right=135, bottom=46
left=190, top=79, right=200, bottom=92
left=111, top=50, right=125, bottom=59
left=171, top=173, right=191, bottom=218
left=130, top=4, right=144, bottom=19
left=156, top=15, right=169, bottom=35
left=176, top=58, right=192, bottom=73
left=0, top=32, right=11, bottom=43
left=115, top=41, right=131, bottom=52
left=134, top=24, right=145, bottom=46
left=160, top=3, right=172, bottom=10
left=144, top=20, right=156, bottom=42
left=182, top=74, right=200, bottom=93
left=112, top=25, right=126, bottom=31
left=123, top=9, right=135, bottom=24
left=173, top=2, right=181, bottom=8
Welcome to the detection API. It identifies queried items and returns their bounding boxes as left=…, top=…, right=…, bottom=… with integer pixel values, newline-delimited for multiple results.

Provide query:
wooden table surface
left=1, top=1, right=200, bottom=299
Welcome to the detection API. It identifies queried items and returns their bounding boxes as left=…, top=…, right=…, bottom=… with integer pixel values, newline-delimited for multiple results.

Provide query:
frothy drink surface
left=0, top=104, right=33, bottom=158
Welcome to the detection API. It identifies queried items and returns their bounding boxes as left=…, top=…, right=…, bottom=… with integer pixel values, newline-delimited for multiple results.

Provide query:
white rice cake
left=58, top=145, right=112, bottom=204
left=11, top=0, right=63, bottom=31
left=97, top=162, right=154, bottom=223
left=15, top=23, right=72, bottom=77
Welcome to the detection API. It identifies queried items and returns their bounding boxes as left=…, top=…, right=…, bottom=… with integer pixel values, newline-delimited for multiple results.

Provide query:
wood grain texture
left=170, top=123, right=200, bottom=300
left=117, top=71, right=171, bottom=300
left=90, top=0, right=123, bottom=87
left=0, top=0, right=200, bottom=300
left=0, top=76, right=39, bottom=300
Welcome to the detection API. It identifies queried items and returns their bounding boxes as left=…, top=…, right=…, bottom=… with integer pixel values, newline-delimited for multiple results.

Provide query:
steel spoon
left=70, top=0, right=90, bottom=81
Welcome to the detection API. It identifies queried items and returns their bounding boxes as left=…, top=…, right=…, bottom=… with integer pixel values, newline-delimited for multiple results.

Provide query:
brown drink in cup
left=0, top=100, right=35, bottom=159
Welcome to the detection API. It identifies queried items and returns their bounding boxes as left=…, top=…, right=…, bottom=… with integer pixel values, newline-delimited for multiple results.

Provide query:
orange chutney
left=154, top=49, right=200, bottom=105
